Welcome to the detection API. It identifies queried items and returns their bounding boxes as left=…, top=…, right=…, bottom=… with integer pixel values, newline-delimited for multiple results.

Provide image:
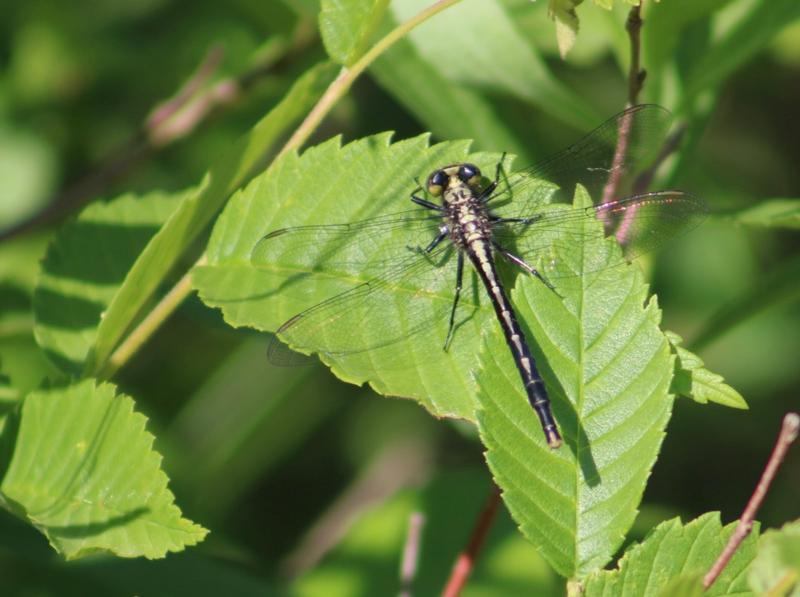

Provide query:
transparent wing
left=251, top=211, right=463, bottom=365
left=251, top=209, right=441, bottom=272
left=493, top=191, right=708, bottom=278
left=491, top=104, right=674, bottom=219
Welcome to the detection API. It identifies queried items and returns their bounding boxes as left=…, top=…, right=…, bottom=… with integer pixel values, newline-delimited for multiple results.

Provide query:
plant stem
left=98, top=254, right=206, bottom=380
left=626, top=4, right=645, bottom=106
left=703, top=412, right=800, bottom=590
left=278, top=0, right=463, bottom=158
left=399, top=512, right=426, bottom=597
left=442, top=484, right=501, bottom=597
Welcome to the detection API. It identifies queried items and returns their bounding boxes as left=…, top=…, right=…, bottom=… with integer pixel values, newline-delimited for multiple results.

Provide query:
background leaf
left=379, top=0, right=600, bottom=131
left=583, top=513, right=758, bottom=596
left=478, top=187, right=674, bottom=578
left=33, top=190, right=182, bottom=374
left=724, top=199, right=800, bottom=230
left=679, top=0, right=800, bottom=107
left=749, top=519, right=800, bottom=596
left=319, top=0, right=390, bottom=66
left=0, top=379, right=207, bottom=559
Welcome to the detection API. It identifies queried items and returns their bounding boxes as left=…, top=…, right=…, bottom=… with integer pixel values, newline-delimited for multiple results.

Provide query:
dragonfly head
left=426, top=163, right=482, bottom=197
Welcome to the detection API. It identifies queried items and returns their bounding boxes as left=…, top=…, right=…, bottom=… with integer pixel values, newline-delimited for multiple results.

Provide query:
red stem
left=442, top=485, right=502, bottom=597
left=703, top=412, right=800, bottom=590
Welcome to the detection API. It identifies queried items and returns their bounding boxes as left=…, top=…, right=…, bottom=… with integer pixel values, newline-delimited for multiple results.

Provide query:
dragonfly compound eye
left=426, top=170, right=447, bottom=197
left=458, top=163, right=481, bottom=186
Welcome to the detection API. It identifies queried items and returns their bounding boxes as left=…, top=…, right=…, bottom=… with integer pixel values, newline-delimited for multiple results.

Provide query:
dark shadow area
left=40, top=220, right=162, bottom=285
left=0, top=282, right=30, bottom=314
left=32, top=287, right=105, bottom=330
left=519, top=318, right=601, bottom=486
left=46, top=506, right=149, bottom=539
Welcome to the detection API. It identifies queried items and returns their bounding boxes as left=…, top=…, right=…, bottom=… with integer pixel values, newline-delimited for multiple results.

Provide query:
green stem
left=278, top=0, right=463, bottom=158
left=98, top=255, right=206, bottom=380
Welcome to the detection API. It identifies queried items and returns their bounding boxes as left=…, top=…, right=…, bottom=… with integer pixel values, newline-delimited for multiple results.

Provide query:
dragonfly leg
left=443, top=251, right=465, bottom=352
left=494, top=242, right=561, bottom=297
left=411, top=194, right=443, bottom=211
left=411, top=180, right=444, bottom=211
left=424, top=225, right=449, bottom=253
left=490, top=214, right=540, bottom=225
left=479, top=152, right=508, bottom=203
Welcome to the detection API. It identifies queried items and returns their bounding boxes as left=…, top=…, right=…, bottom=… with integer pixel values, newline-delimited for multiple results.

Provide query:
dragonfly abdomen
left=466, top=238, right=563, bottom=449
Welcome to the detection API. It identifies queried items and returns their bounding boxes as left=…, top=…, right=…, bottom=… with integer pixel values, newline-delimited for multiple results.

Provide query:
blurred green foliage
left=1, top=0, right=799, bottom=594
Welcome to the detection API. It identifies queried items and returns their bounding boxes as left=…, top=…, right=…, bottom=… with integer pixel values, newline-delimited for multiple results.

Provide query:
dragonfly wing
left=492, top=105, right=673, bottom=218
left=251, top=209, right=442, bottom=274
left=265, top=243, right=465, bottom=366
left=493, top=191, right=708, bottom=279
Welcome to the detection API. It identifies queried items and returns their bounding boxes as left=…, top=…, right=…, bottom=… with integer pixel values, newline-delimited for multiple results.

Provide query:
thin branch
left=97, top=254, right=206, bottom=380
left=703, top=412, right=800, bottom=590
left=626, top=4, right=646, bottom=107
left=442, top=485, right=502, bottom=597
left=399, top=512, right=426, bottom=597
left=277, top=0, right=462, bottom=159
left=599, top=3, right=646, bottom=207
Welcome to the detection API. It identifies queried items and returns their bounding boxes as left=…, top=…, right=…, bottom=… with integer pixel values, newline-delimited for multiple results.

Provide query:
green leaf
left=583, top=513, right=758, bottom=596
left=319, top=0, right=389, bottom=66
left=724, top=199, right=800, bottom=230
left=83, top=61, right=337, bottom=377
left=33, top=191, right=182, bottom=374
left=0, top=379, right=207, bottom=559
left=749, top=520, right=800, bottom=596
left=656, top=572, right=704, bottom=597
left=194, top=133, right=504, bottom=421
left=477, top=186, right=674, bottom=578
left=384, top=0, right=600, bottom=130
left=666, top=331, right=747, bottom=409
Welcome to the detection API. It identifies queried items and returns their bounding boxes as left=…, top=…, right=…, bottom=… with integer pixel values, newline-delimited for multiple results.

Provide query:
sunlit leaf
left=666, top=331, right=747, bottom=409
left=478, top=186, right=674, bottom=578
left=0, top=379, right=207, bottom=559
left=583, top=513, right=758, bottom=595
left=194, top=133, right=504, bottom=420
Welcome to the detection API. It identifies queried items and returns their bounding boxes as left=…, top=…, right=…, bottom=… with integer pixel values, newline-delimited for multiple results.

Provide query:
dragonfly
left=251, top=104, right=707, bottom=449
